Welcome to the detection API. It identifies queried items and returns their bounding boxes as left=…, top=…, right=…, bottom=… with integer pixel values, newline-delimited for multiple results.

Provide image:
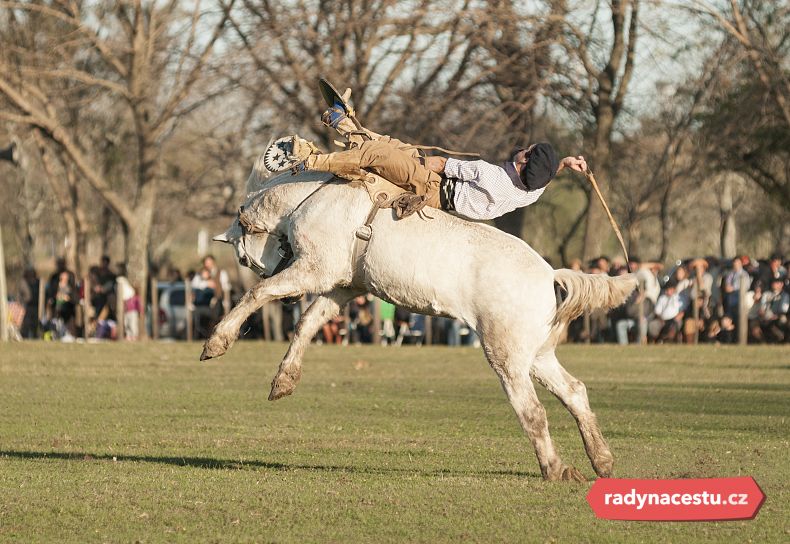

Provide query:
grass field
left=1, top=342, right=788, bottom=543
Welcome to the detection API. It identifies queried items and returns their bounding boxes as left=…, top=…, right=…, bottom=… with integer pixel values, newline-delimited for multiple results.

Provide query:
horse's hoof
left=268, top=379, right=296, bottom=401
left=268, top=369, right=300, bottom=401
left=200, top=335, right=230, bottom=361
left=560, top=466, right=587, bottom=482
left=593, top=456, right=614, bottom=478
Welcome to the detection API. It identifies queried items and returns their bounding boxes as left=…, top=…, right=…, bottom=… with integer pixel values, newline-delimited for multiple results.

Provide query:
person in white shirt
left=648, top=281, right=685, bottom=343
left=264, top=83, right=588, bottom=221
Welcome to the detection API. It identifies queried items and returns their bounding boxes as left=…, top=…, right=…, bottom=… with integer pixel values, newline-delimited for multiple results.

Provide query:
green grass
left=1, top=342, right=788, bottom=543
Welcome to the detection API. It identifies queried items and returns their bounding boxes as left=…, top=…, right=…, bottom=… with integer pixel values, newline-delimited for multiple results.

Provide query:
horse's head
left=213, top=216, right=286, bottom=278
left=214, top=152, right=336, bottom=276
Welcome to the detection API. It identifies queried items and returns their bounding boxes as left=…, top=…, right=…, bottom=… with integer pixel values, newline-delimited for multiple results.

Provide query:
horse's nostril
left=239, top=256, right=249, bottom=266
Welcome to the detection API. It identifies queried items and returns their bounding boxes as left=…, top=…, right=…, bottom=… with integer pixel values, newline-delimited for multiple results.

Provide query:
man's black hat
left=520, top=142, right=559, bottom=191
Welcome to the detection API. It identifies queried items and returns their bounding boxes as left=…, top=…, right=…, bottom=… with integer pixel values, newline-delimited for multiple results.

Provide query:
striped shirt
left=444, top=158, right=547, bottom=221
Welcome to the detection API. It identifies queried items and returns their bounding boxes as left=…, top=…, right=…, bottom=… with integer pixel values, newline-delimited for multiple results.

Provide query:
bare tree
left=689, top=1, right=790, bottom=209
left=32, top=133, right=88, bottom=277
left=225, top=1, right=497, bottom=147
left=689, top=0, right=790, bottom=126
left=609, top=42, right=726, bottom=260
left=0, top=0, right=235, bottom=336
left=554, top=0, right=640, bottom=261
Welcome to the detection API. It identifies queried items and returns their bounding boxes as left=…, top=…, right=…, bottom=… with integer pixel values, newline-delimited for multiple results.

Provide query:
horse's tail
left=551, top=269, right=638, bottom=329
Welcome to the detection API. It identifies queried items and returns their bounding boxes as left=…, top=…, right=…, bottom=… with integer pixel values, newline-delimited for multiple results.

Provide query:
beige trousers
left=311, top=117, right=443, bottom=208
left=306, top=140, right=443, bottom=208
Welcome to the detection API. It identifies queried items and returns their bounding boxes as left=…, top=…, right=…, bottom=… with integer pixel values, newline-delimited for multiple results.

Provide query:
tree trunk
left=99, top=206, right=112, bottom=257
left=125, top=181, right=156, bottom=340
left=775, top=221, right=790, bottom=257
left=582, top=110, right=615, bottom=261
left=659, top=177, right=675, bottom=262
left=580, top=0, right=638, bottom=262
left=125, top=220, right=151, bottom=340
left=558, top=199, right=589, bottom=266
left=64, top=166, right=87, bottom=277
left=626, top=218, right=641, bottom=259
left=719, top=174, right=737, bottom=259
left=34, top=132, right=87, bottom=276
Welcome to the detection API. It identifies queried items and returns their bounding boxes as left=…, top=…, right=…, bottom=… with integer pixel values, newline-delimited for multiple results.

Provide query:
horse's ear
left=212, top=231, right=231, bottom=243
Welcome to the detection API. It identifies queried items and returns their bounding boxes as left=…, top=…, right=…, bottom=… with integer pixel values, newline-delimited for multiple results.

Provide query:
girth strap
left=352, top=192, right=388, bottom=280
left=351, top=191, right=432, bottom=283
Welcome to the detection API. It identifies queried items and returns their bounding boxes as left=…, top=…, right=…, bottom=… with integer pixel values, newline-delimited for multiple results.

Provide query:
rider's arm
left=443, top=158, right=484, bottom=182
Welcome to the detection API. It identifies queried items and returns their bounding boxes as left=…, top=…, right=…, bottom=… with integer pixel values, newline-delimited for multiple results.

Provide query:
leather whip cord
left=584, top=168, right=629, bottom=264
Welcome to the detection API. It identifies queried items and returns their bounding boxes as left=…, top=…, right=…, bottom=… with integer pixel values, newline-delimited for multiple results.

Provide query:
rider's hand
left=560, top=155, right=587, bottom=173
left=424, top=156, right=447, bottom=173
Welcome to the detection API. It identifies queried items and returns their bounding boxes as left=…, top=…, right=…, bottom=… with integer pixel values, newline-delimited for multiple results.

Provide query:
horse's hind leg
left=531, top=350, right=614, bottom=478
left=201, top=263, right=316, bottom=360
left=269, top=287, right=360, bottom=401
left=483, top=343, right=585, bottom=482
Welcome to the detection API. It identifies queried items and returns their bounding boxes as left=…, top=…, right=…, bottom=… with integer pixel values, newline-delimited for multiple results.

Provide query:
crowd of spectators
left=565, top=253, right=789, bottom=345
left=283, top=294, right=480, bottom=347
left=7, top=254, right=234, bottom=342
left=6, top=252, right=788, bottom=346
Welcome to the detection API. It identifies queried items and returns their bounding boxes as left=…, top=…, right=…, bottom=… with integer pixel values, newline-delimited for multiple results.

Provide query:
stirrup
left=262, top=135, right=321, bottom=173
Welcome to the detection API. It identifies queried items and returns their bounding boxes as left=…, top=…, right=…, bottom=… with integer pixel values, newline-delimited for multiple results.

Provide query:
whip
left=584, top=168, right=629, bottom=264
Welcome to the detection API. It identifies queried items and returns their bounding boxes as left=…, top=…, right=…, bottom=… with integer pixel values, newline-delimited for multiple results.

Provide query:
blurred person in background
left=166, top=264, right=183, bottom=282
left=116, top=264, right=140, bottom=341
left=45, top=257, right=75, bottom=319
left=191, top=267, right=217, bottom=307
left=54, top=270, right=77, bottom=339
left=684, top=258, right=714, bottom=343
left=716, top=315, right=737, bottom=344
left=673, top=265, right=694, bottom=312
left=758, top=278, right=789, bottom=343
left=722, top=257, right=750, bottom=320
left=759, top=254, right=786, bottom=287
left=201, top=255, right=231, bottom=315
left=379, top=299, right=396, bottom=345
left=322, top=312, right=346, bottom=345
left=585, top=260, right=610, bottom=342
left=348, top=295, right=373, bottom=344
left=747, top=281, right=766, bottom=343
left=596, top=256, right=611, bottom=275
left=633, top=258, right=661, bottom=309
left=648, top=280, right=684, bottom=343
left=93, top=255, right=117, bottom=316
left=612, top=266, right=645, bottom=345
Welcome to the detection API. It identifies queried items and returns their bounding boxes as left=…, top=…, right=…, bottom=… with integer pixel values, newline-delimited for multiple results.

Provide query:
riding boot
left=305, top=149, right=369, bottom=182
left=330, top=115, right=421, bottom=159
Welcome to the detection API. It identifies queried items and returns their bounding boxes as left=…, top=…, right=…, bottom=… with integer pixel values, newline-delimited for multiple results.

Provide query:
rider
left=264, top=83, right=588, bottom=221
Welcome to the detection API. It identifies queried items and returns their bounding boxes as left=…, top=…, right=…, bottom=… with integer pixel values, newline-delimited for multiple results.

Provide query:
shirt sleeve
left=444, top=158, right=482, bottom=182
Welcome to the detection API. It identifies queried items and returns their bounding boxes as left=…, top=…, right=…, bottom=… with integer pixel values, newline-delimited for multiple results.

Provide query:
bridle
left=236, top=216, right=294, bottom=279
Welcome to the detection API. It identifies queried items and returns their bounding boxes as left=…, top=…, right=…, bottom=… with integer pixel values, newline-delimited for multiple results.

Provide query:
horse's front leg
left=269, top=287, right=360, bottom=401
left=200, top=264, right=312, bottom=361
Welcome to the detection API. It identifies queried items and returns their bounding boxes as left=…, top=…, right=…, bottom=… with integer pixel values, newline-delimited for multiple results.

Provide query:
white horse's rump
left=203, top=169, right=636, bottom=481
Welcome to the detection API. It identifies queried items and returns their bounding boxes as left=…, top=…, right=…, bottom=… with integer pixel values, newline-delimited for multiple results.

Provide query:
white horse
left=202, top=161, right=637, bottom=481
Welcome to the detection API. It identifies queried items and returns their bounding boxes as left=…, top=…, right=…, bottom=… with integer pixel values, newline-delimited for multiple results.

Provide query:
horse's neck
left=246, top=172, right=342, bottom=226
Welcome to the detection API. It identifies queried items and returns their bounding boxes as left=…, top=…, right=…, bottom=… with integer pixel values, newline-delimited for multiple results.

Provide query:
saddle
left=352, top=173, right=430, bottom=220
